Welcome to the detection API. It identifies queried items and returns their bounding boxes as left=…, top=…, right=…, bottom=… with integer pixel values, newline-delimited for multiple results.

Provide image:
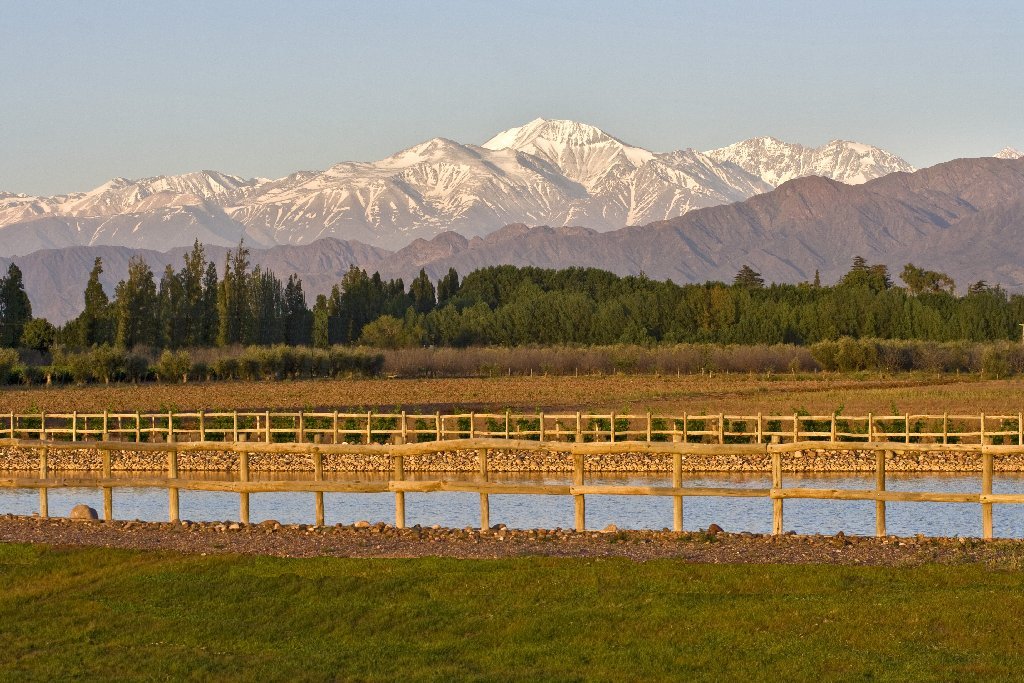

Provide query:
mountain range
left=0, top=119, right=915, bottom=254
left=9, top=153, right=1024, bottom=324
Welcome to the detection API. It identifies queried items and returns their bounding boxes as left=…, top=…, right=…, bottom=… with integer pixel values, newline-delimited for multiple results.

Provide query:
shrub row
left=809, top=338, right=1024, bottom=377
left=0, top=345, right=385, bottom=385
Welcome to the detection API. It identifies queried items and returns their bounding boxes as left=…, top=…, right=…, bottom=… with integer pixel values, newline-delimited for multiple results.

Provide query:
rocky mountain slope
left=12, top=155, right=1024, bottom=324
left=0, top=119, right=913, bottom=254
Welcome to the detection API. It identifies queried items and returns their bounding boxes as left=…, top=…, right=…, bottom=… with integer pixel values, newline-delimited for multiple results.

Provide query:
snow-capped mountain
left=705, top=136, right=914, bottom=186
left=994, top=147, right=1023, bottom=160
left=0, top=119, right=917, bottom=254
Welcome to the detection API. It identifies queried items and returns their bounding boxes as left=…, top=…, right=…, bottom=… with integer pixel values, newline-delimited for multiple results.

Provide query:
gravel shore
left=3, top=514, right=1023, bottom=566
left=1, top=445, right=1019, bottom=473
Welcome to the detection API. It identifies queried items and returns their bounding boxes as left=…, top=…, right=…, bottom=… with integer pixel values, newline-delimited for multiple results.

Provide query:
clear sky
left=2, top=0, right=1021, bottom=195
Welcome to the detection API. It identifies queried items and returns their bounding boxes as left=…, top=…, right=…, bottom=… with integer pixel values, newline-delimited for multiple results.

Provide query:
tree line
left=2, top=241, right=1024, bottom=353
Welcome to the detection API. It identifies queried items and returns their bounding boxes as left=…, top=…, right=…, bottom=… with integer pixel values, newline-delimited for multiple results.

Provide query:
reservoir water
left=4, top=470, right=1024, bottom=538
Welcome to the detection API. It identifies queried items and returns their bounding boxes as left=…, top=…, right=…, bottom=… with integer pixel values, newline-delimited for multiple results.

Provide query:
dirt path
left=3, top=515, right=1022, bottom=567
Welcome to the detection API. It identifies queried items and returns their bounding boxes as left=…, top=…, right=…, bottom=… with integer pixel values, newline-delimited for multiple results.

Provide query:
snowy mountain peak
left=995, top=147, right=1023, bottom=160
left=706, top=136, right=913, bottom=186
left=483, top=118, right=655, bottom=189
left=0, top=118, right=920, bottom=255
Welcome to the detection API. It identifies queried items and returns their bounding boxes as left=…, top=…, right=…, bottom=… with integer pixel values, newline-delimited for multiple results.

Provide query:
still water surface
left=4, top=470, right=1024, bottom=538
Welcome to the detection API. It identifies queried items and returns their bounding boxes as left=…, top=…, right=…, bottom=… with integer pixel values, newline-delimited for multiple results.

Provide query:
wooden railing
left=0, top=430, right=1021, bottom=539
left=2, top=410, right=1024, bottom=445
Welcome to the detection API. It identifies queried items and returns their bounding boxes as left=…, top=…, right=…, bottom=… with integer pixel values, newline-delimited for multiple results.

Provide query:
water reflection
left=3, top=470, right=1022, bottom=538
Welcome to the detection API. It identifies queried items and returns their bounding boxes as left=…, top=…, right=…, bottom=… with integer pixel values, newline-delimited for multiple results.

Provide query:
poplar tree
left=217, top=241, right=251, bottom=346
left=114, top=256, right=159, bottom=348
left=79, top=257, right=113, bottom=346
left=436, top=267, right=460, bottom=307
left=410, top=269, right=436, bottom=313
left=0, top=263, right=32, bottom=347
left=312, top=294, right=330, bottom=348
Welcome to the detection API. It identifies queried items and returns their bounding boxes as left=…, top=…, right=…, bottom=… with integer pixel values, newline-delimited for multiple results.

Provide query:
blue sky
left=1, top=1, right=1021, bottom=195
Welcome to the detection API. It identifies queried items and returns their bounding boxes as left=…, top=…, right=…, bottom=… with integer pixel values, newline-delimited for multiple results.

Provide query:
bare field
left=1, top=373, right=1023, bottom=414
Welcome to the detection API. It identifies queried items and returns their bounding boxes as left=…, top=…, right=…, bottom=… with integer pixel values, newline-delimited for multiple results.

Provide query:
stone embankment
left=0, top=445, right=1021, bottom=472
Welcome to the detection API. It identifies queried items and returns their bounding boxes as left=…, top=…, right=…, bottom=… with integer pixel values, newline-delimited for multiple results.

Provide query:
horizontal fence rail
left=1, top=427, right=1021, bottom=538
left=3, top=410, right=1024, bottom=445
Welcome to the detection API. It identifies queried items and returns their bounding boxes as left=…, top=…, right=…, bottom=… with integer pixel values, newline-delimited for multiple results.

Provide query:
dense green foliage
left=3, top=544, right=1024, bottom=681
left=0, top=263, right=32, bottom=348
left=5, top=239, right=1024, bottom=354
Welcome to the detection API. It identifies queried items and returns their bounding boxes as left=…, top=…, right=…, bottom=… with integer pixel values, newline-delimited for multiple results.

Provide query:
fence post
left=135, top=411, right=141, bottom=443
left=298, top=410, right=305, bottom=444
left=876, top=450, right=889, bottom=537
left=101, top=433, right=112, bottom=521
left=479, top=448, right=489, bottom=530
left=792, top=413, right=799, bottom=443
left=646, top=411, right=652, bottom=442
left=672, top=432, right=683, bottom=532
left=682, top=412, right=688, bottom=443
left=539, top=411, right=545, bottom=442
left=199, top=409, right=206, bottom=442
left=942, top=412, right=948, bottom=445
left=830, top=412, right=837, bottom=442
left=366, top=410, right=373, bottom=445
left=102, top=410, right=109, bottom=442
left=38, top=445, right=48, bottom=519
left=506, top=410, right=511, bottom=440
left=469, top=411, right=475, bottom=439
left=905, top=413, right=910, bottom=444
left=771, top=435, right=783, bottom=535
left=238, top=433, right=249, bottom=524
left=609, top=412, right=616, bottom=443
left=167, top=432, right=179, bottom=523
left=982, top=436, right=993, bottom=540
left=313, top=435, right=324, bottom=527
left=333, top=410, right=340, bottom=444
left=436, top=411, right=442, bottom=441
left=718, top=413, right=725, bottom=444
left=394, top=427, right=405, bottom=529
left=868, top=412, right=874, bottom=442
left=575, top=411, right=582, bottom=443
left=72, top=411, right=77, bottom=442
left=232, top=410, right=238, bottom=442
left=573, top=452, right=585, bottom=532
left=265, top=410, right=271, bottom=443
left=756, top=412, right=763, bottom=444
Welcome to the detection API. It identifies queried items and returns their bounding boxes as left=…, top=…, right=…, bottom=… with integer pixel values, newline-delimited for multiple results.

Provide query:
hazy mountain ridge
left=0, top=119, right=914, bottom=254
left=12, top=155, right=1024, bottom=324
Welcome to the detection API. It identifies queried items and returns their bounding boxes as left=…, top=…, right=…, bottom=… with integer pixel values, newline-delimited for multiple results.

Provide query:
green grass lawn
left=2, top=544, right=1023, bottom=681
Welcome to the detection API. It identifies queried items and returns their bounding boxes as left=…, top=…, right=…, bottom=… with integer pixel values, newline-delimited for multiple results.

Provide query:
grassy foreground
left=2, top=544, right=1024, bottom=681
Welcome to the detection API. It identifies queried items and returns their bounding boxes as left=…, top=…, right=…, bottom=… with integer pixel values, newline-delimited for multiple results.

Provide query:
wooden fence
left=1, top=408, right=1023, bottom=538
left=3, top=409, right=1024, bottom=445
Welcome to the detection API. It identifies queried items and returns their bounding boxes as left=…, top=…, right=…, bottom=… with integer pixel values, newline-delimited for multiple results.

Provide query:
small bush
left=155, top=350, right=192, bottom=383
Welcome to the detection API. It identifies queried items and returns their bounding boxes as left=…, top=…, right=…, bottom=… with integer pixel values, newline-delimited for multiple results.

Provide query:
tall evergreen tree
left=114, top=256, right=159, bottom=348
left=283, top=274, right=312, bottom=345
left=436, top=267, right=460, bottom=307
left=79, top=257, right=113, bottom=346
left=410, top=269, right=437, bottom=313
left=157, top=264, right=185, bottom=347
left=733, top=265, right=765, bottom=289
left=217, top=241, right=251, bottom=346
left=200, top=261, right=219, bottom=345
left=0, top=263, right=32, bottom=347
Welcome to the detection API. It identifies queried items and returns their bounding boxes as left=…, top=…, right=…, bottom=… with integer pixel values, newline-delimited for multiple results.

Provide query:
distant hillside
left=7, top=155, right=1024, bottom=324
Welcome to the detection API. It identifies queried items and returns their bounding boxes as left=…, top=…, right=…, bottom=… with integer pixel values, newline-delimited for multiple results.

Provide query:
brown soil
left=3, top=515, right=1022, bottom=567
left=3, top=374, right=1021, bottom=414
